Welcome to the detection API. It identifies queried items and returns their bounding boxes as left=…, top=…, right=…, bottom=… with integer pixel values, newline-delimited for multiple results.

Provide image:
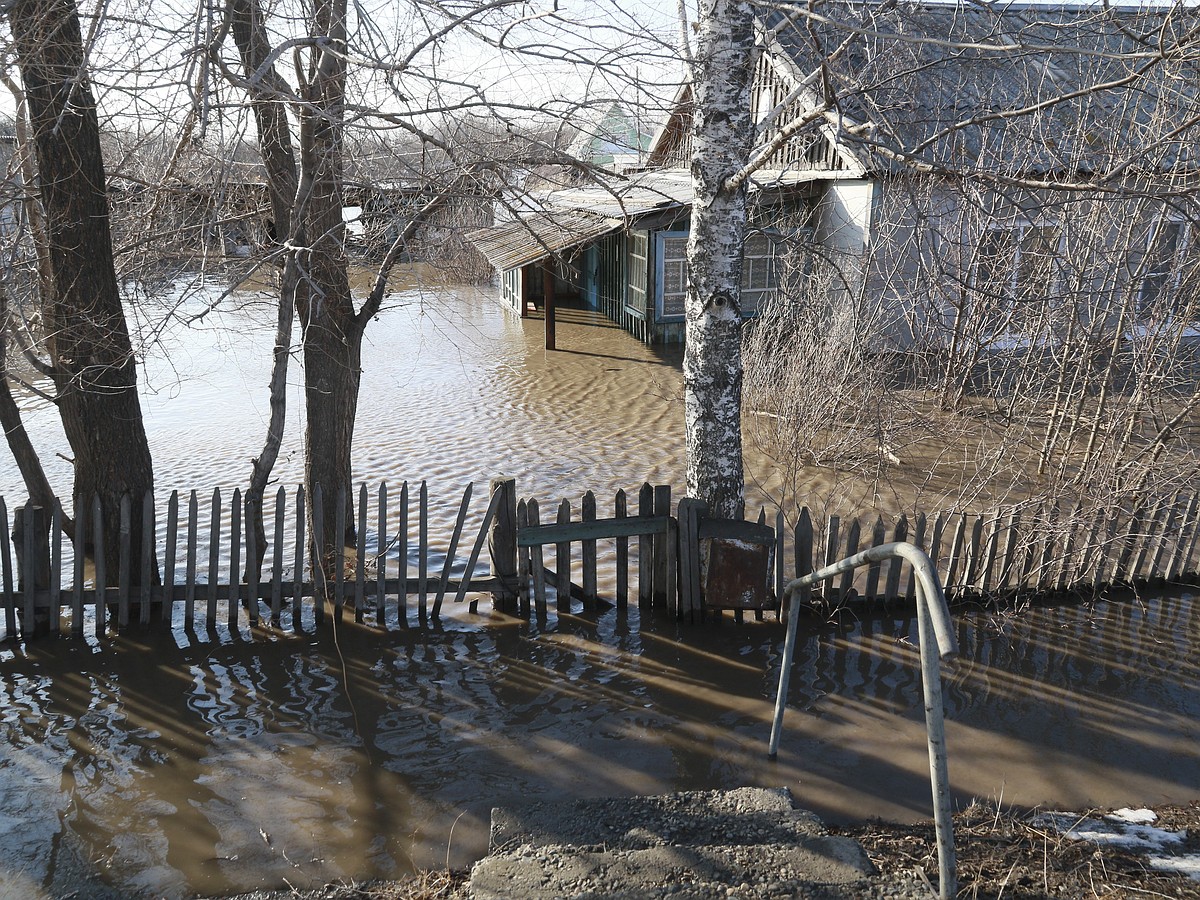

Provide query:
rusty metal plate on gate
left=704, top=537, right=774, bottom=609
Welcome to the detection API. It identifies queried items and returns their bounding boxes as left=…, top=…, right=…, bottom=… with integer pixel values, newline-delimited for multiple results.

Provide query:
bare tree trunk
left=10, top=0, right=155, bottom=578
left=683, top=0, right=756, bottom=519
left=297, top=0, right=361, bottom=573
left=226, top=0, right=301, bottom=578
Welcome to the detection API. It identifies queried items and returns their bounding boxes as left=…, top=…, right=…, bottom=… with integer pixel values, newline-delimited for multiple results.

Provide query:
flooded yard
left=0, top=271, right=1197, bottom=897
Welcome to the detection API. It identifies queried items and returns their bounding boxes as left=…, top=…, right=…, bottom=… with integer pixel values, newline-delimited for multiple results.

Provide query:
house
left=468, top=2, right=1200, bottom=348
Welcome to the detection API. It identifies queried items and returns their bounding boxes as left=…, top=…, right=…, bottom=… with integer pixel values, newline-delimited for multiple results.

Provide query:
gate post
left=488, top=477, right=519, bottom=613
left=12, top=503, right=51, bottom=637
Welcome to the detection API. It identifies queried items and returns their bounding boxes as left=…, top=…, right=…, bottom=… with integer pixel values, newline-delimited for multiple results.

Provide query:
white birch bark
left=684, top=0, right=756, bottom=519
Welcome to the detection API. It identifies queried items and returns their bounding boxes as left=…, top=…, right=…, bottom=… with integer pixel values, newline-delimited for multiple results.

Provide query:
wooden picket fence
left=755, top=494, right=1200, bottom=620
left=3, top=476, right=1198, bottom=640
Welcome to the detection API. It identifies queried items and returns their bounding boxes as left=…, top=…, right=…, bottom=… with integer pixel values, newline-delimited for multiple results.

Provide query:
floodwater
left=0, top=271, right=1198, bottom=898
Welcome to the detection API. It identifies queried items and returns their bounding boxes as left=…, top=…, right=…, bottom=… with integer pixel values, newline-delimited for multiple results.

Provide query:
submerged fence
left=2, top=476, right=1199, bottom=641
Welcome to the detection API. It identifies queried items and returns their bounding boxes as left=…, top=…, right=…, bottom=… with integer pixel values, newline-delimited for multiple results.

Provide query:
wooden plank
left=164, top=491, right=179, bottom=624
left=666, top=517, right=678, bottom=619
left=927, top=512, right=946, bottom=595
left=1165, top=492, right=1199, bottom=581
left=519, top=515, right=673, bottom=546
left=979, top=510, right=1000, bottom=595
left=1112, top=509, right=1141, bottom=585
left=1056, top=506, right=1082, bottom=592
left=792, top=507, right=813, bottom=619
left=997, top=509, right=1019, bottom=592
left=615, top=489, right=628, bottom=609
left=207, top=488, right=221, bottom=625
left=1130, top=498, right=1165, bottom=582
left=775, top=509, right=786, bottom=614
left=837, top=519, right=860, bottom=600
left=272, top=486, right=285, bottom=623
left=1078, top=507, right=1105, bottom=590
left=905, top=512, right=927, bottom=601
left=50, top=505, right=62, bottom=635
left=93, top=496, right=106, bottom=635
left=638, top=483, right=653, bottom=609
left=824, top=515, right=840, bottom=603
left=312, top=485, right=326, bottom=624
left=581, top=491, right=598, bottom=607
left=433, top=482, right=473, bottom=618
left=229, top=488, right=242, bottom=628
left=1148, top=492, right=1183, bottom=581
left=884, top=515, right=908, bottom=603
left=653, top=485, right=671, bottom=609
left=865, top=516, right=886, bottom=601
left=516, top=499, right=531, bottom=616
left=355, top=484, right=368, bottom=622
left=185, top=491, right=198, bottom=627
left=486, top=477, right=518, bottom=613
left=1176, top=493, right=1200, bottom=580
left=676, top=498, right=697, bottom=620
left=72, top=496, right=86, bottom=636
left=969, top=513, right=988, bottom=592
left=944, top=515, right=967, bottom=595
left=246, top=493, right=259, bottom=625
left=418, top=480, right=428, bottom=622
left=118, top=494, right=131, bottom=628
left=555, top=499, right=571, bottom=612
left=455, top=482, right=504, bottom=608
left=1096, top=506, right=1124, bottom=586
left=21, top=503, right=34, bottom=635
left=0, top=499, right=13, bottom=639
left=529, top=498, right=547, bottom=615
left=334, top=486, right=347, bottom=616
left=376, top=482, right=388, bottom=620
left=1015, top=504, right=1038, bottom=590
left=1037, top=503, right=1060, bottom=591
left=140, top=491, right=154, bottom=624
left=293, top=485, right=306, bottom=627
left=397, top=481, right=408, bottom=625
left=697, top=518, right=774, bottom=543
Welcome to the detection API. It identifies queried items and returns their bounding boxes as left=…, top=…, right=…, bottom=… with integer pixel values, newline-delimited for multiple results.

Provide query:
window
left=657, top=232, right=688, bottom=320
left=741, top=231, right=782, bottom=315
left=1139, top=218, right=1190, bottom=314
left=975, top=222, right=1062, bottom=335
left=626, top=231, right=649, bottom=315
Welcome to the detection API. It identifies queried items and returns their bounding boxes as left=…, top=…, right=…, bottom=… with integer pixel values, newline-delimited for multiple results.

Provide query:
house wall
left=849, top=175, right=1200, bottom=355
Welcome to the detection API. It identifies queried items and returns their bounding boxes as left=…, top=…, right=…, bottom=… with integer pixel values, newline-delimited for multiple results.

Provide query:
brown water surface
left=0, top=275, right=1197, bottom=897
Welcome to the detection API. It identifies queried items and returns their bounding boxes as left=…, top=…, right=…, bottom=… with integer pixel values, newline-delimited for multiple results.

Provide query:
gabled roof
left=766, top=1, right=1200, bottom=177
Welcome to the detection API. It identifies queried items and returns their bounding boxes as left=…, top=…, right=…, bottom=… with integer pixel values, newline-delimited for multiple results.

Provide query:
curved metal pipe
left=767, top=541, right=957, bottom=899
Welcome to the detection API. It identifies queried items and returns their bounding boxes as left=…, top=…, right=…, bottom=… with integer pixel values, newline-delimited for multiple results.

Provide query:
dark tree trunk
left=297, top=0, right=360, bottom=578
left=10, top=0, right=155, bottom=578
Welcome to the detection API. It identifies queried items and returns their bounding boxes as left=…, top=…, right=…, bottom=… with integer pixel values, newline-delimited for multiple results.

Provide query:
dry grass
left=836, top=800, right=1200, bottom=899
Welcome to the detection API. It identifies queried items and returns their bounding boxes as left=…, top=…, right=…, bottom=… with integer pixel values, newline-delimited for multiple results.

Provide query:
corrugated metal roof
left=467, top=209, right=621, bottom=271
left=467, top=170, right=696, bottom=270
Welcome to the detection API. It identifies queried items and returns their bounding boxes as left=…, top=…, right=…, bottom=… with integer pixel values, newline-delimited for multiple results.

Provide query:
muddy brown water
left=0, top=272, right=1198, bottom=898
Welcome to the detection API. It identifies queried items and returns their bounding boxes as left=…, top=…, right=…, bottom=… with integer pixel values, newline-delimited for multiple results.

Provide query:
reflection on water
left=1, top=593, right=1197, bottom=898
left=1, top=276, right=1198, bottom=895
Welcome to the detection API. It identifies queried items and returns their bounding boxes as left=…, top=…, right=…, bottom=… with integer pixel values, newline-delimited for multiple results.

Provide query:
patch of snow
left=1149, top=855, right=1200, bottom=881
left=1032, top=811, right=1186, bottom=851
left=1110, top=807, right=1158, bottom=825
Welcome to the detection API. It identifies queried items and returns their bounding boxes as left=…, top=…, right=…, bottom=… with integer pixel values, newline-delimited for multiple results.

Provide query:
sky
left=0, top=0, right=687, bottom=137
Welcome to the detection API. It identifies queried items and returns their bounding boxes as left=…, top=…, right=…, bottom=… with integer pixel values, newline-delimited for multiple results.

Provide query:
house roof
left=765, top=2, right=1200, bottom=177
left=467, top=167, right=832, bottom=270
left=467, top=170, right=695, bottom=270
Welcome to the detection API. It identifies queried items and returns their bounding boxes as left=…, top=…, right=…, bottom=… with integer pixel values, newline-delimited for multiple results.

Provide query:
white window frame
left=1138, top=216, right=1192, bottom=315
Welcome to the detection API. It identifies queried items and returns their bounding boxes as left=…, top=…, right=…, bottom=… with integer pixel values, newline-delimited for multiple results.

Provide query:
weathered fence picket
left=5, top=478, right=1200, bottom=643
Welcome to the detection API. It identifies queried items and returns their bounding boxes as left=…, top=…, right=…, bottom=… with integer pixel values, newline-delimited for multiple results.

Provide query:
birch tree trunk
left=684, top=0, right=756, bottom=519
